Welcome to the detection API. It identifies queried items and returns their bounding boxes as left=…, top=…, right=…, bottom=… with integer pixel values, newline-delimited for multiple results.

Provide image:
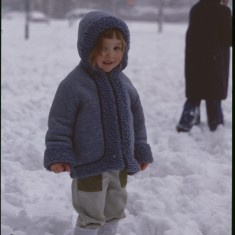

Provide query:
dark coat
left=185, top=0, right=232, bottom=100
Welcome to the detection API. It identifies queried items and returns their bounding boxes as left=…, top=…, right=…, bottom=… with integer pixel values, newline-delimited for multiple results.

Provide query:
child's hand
left=50, top=163, right=71, bottom=173
left=139, top=163, right=149, bottom=171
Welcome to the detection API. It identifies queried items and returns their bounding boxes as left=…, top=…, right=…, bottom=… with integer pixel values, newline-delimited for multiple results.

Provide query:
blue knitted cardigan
left=44, top=11, right=153, bottom=178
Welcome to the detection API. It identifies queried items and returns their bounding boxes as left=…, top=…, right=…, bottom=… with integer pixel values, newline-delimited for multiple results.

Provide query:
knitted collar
left=83, top=64, right=132, bottom=167
left=78, top=11, right=132, bottom=166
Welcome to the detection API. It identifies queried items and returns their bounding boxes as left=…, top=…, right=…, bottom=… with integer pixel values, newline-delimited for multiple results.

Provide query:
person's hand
left=139, top=163, right=149, bottom=171
left=50, top=163, right=71, bottom=173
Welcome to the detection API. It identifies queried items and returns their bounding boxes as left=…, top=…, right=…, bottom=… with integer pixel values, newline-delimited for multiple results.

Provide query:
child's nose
left=106, top=49, right=115, bottom=58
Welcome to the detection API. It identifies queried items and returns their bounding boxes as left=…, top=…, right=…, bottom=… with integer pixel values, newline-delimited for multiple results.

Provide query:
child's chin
left=103, top=68, right=113, bottom=73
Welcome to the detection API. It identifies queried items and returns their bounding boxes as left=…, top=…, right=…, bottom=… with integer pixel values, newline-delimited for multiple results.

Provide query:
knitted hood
left=200, top=0, right=220, bottom=3
left=77, top=10, right=130, bottom=71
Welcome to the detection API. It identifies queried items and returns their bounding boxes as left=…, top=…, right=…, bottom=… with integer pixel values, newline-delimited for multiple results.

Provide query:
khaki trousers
left=72, top=170, right=128, bottom=231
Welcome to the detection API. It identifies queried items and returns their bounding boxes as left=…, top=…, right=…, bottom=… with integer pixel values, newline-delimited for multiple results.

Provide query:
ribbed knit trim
left=44, top=146, right=75, bottom=170
left=92, top=71, right=123, bottom=157
left=109, top=71, right=134, bottom=166
left=134, top=144, right=154, bottom=163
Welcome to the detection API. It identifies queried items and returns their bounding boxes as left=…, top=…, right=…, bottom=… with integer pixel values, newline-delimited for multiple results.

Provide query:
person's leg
left=176, top=99, right=201, bottom=132
left=97, top=220, right=119, bottom=235
left=206, top=100, right=224, bottom=131
left=74, top=226, right=99, bottom=235
left=72, top=174, right=106, bottom=235
left=98, top=171, right=127, bottom=235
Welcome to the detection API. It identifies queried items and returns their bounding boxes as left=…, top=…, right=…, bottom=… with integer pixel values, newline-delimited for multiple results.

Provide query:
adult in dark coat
left=177, top=0, right=232, bottom=132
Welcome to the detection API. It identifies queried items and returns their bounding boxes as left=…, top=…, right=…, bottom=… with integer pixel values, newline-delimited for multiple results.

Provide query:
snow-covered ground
left=1, top=17, right=232, bottom=235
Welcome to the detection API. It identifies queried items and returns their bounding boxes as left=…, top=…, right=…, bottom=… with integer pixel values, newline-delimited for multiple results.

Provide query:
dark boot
left=176, top=99, right=200, bottom=132
left=206, top=100, right=224, bottom=131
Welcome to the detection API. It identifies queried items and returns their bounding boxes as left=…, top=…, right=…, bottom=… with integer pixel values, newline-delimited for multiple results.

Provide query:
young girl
left=44, top=10, right=153, bottom=235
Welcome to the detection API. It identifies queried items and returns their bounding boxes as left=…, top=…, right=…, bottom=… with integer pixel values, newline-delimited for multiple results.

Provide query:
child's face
left=95, top=36, right=124, bottom=73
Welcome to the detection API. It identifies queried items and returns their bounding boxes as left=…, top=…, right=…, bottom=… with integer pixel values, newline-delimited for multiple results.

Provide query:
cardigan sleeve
left=44, top=80, right=78, bottom=170
left=131, top=95, right=153, bottom=164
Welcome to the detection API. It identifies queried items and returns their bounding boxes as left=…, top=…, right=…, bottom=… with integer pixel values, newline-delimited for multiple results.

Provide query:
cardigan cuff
left=44, top=146, right=75, bottom=170
left=134, top=143, right=153, bottom=163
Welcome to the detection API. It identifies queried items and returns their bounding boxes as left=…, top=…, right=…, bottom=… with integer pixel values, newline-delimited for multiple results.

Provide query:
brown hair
left=89, top=28, right=127, bottom=68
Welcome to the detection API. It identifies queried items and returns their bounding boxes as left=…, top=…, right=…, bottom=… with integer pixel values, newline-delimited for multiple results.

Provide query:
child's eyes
left=101, top=46, right=122, bottom=51
left=114, top=46, right=122, bottom=51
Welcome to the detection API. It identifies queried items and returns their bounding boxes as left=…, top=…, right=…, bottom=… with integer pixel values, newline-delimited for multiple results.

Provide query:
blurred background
left=2, top=0, right=207, bottom=24
left=1, top=0, right=233, bottom=36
